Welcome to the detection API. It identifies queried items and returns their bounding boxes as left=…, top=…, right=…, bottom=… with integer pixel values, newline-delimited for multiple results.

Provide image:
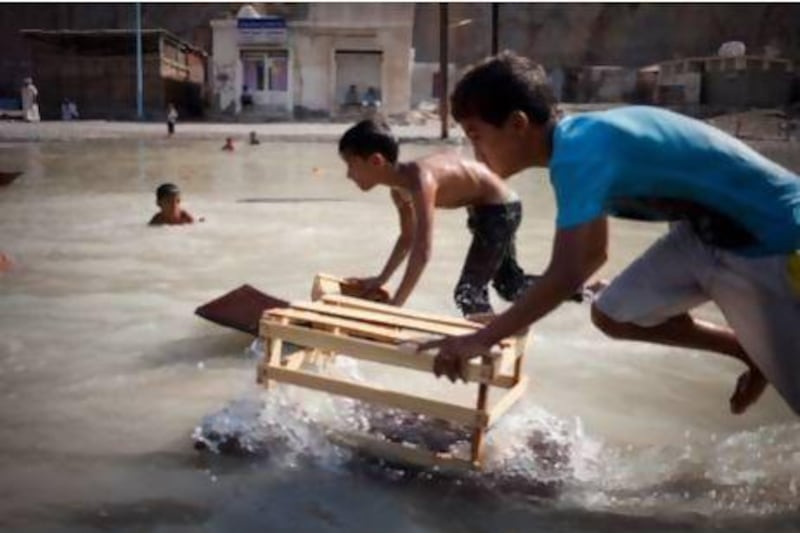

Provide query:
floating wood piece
left=258, top=273, right=530, bottom=471
left=311, top=272, right=390, bottom=303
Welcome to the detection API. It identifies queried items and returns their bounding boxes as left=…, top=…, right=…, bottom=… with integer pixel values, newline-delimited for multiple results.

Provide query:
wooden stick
left=266, top=307, right=409, bottom=343
left=322, top=293, right=483, bottom=329
left=470, top=356, right=492, bottom=464
left=328, top=430, right=478, bottom=472
left=311, top=273, right=343, bottom=301
left=293, top=301, right=481, bottom=337
left=320, top=295, right=516, bottom=348
left=487, top=376, right=529, bottom=427
left=265, top=365, right=487, bottom=427
left=513, top=335, right=527, bottom=383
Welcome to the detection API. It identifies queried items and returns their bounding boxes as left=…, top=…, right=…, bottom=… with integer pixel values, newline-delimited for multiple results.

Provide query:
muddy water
left=0, top=139, right=797, bottom=532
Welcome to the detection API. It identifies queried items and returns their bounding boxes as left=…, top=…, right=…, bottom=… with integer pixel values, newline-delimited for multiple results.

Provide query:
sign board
left=237, top=17, right=287, bottom=45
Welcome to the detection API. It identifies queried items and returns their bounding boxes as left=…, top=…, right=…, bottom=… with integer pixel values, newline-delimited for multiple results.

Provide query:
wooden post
left=491, top=3, right=499, bottom=55
left=262, top=318, right=286, bottom=389
left=439, top=3, right=449, bottom=140
left=470, top=355, right=492, bottom=465
left=512, top=335, right=528, bottom=383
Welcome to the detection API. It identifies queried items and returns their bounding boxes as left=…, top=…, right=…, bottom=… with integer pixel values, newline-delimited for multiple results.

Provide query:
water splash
left=193, top=356, right=800, bottom=518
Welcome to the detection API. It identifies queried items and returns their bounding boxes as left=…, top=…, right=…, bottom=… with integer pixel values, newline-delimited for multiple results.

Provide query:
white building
left=210, top=4, right=414, bottom=119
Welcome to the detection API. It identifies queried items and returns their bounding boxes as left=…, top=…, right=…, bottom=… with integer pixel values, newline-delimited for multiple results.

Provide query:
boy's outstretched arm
left=350, top=190, right=415, bottom=291
left=425, top=217, right=608, bottom=382
left=391, top=172, right=436, bottom=306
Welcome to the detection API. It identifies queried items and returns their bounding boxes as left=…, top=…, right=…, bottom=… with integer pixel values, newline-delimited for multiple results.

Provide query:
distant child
left=422, top=51, right=800, bottom=417
left=0, top=252, right=12, bottom=273
left=249, top=131, right=260, bottom=145
left=222, top=137, right=235, bottom=151
left=338, top=118, right=575, bottom=316
left=148, top=182, right=196, bottom=226
left=166, top=103, right=178, bottom=136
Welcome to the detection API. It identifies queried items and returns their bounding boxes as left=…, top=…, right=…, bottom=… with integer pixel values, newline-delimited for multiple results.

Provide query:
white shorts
left=595, top=222, right=800, bottom=413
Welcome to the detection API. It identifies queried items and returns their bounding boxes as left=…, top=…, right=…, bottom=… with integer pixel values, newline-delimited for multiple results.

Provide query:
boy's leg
left=489, top=202, right=534, bottom=301
left=490, top=202, right=582, bottom=303
left=706, top=250, right=800, bottom=414
left=454, top=207, right=514, bottom=316
left=590, top=222, right=770, bottom=413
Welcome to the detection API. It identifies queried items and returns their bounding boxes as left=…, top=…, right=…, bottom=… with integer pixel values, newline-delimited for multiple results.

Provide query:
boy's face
left=157, top=193, right=181, bottom=214
left=458, top=114, right=531, bottom=178
left=342, top=153, right=383, bottom=191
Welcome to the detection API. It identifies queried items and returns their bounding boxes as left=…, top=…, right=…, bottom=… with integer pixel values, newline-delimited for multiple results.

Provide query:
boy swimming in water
left=338, top=118, right=580, bottom=316
left=148, top=182, right=197, bottom=226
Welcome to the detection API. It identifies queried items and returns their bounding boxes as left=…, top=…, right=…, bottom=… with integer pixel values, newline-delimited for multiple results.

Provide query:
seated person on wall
left=343, top=84, right=361, bottom=110
left=241, top=85, right=253, bottom=107
left=362, top=86, right=382, bottom=109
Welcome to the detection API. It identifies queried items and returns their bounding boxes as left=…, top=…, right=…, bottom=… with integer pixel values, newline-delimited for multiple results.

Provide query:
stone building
left=210, top=3, right=414, bottom=119
left=657, top=55, right=795, bottom=108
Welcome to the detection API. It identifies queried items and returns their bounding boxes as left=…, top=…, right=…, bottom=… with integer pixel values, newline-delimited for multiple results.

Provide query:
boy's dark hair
left=156, top=182, right=180, bottom=201
left=451, top=51, right=557, bottom=127
left=338, top=118, right=398, bottom=164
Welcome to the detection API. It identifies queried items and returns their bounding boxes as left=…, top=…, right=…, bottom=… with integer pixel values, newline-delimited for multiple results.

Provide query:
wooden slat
left=487, top=376, right=529, bottom=426
left=293, top=300, right=479, bottom=337
left=265, top=365, right=487, bottom=427
left=261, top=321, right=502, bottom=385
left=319, top=295, right=517, bottom=347
left=311, top=272, right=343, bottom=301
left=328, top=431, right=478, bottom=472
left=265, top=307, right=409, bottom=343
left=322, top=293, right=482, bottom=329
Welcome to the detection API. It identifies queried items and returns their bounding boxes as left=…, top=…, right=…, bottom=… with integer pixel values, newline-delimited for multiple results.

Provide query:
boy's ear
left=507, top=110, right=531, bottom=134
left=367, top=152, right=387, bottom=166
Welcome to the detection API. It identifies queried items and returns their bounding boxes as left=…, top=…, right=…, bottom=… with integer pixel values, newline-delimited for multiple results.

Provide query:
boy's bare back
left=395, top=152, right=513, bottom=208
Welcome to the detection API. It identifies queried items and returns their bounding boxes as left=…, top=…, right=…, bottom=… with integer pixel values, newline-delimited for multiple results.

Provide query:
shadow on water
left=141, top=332, right=254, bottom=368
left=53, top=499, right=213, bottom=531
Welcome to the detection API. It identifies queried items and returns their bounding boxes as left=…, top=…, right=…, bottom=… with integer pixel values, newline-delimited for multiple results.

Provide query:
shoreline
left=1, top=113, right=797, bottom=173
left=0, top=120, right=462, bottom=145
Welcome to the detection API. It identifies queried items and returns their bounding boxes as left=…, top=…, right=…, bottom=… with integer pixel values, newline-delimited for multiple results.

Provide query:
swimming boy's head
left=451, top=51, right=557, bottom=176
left=338, top=118, right=398, bottom=191
left=156, top=182, right=181, bottom=212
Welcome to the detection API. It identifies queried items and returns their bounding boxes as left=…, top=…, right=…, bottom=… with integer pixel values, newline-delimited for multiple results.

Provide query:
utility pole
left=135, top=2, right=144, bottom=119
left=439, top=3, right=449, bottom=139
left=491, top=3, right=499, bottom=55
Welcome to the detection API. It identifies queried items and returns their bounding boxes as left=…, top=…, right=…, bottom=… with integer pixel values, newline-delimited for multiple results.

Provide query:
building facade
left=210, top=3, right=414, bottom=119
left=21, top=29, right=207, bottom=120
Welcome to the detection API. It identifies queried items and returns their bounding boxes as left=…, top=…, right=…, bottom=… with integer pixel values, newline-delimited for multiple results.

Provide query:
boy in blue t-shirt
left=421, top=51, right=800, bottom=416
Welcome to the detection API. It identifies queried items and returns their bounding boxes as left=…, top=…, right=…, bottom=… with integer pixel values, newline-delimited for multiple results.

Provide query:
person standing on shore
left=21, top=77, right=40, bottom=123
left=166, top=103, right=178, bottom=136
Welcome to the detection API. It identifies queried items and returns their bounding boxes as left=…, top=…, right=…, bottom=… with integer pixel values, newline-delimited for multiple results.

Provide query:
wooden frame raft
left=257, top=277, right=529, bottom=471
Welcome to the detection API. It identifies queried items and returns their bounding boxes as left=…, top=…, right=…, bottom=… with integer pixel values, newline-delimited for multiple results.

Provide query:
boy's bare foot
left=729, top=366, right=768, bottom=415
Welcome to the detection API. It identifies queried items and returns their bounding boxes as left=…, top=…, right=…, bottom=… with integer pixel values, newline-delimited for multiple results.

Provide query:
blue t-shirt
left=549, top=106, right=800, bottom=256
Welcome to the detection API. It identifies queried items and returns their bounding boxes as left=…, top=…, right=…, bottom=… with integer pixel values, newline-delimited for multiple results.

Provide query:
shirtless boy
left=148, top=182, right=197, bottom=226
left=338, top=118, right=578, bottom=315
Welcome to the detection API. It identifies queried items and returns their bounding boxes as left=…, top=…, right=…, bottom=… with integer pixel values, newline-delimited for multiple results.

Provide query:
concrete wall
left=210, top=19, right=242, bottom=115
left=292, top=3, right=413, bottom=117
left=704, top=68, right=793, bottom=108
